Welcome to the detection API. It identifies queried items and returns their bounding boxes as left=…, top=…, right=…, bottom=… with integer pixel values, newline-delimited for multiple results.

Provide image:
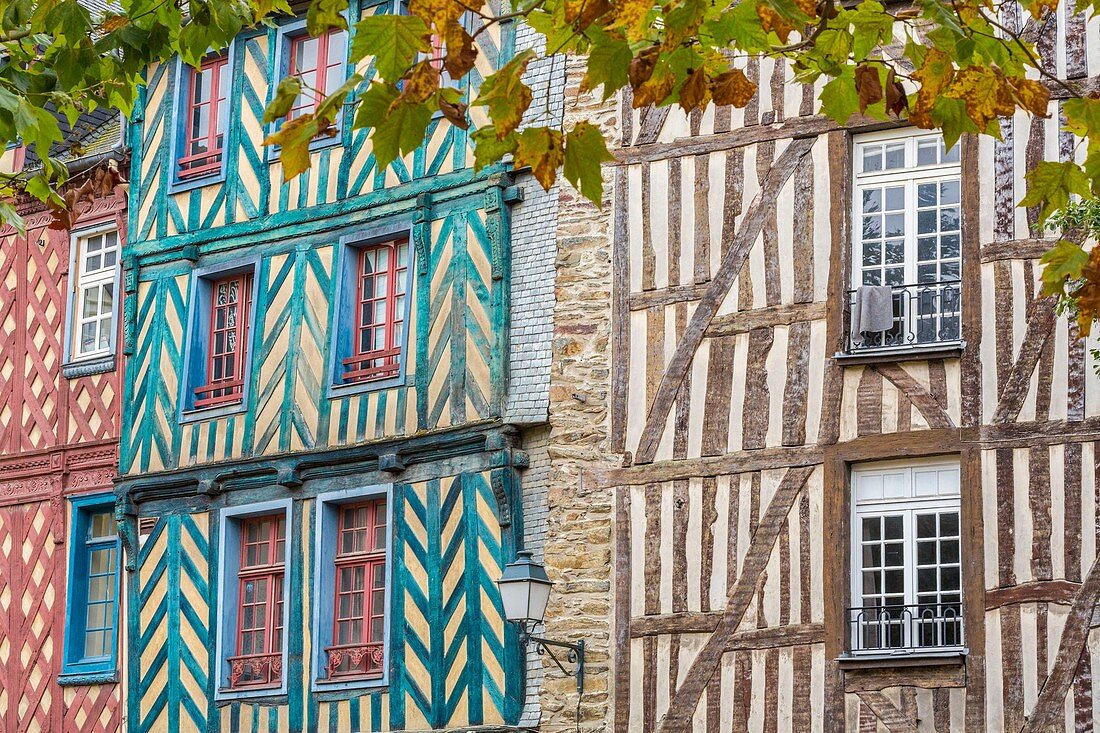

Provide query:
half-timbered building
left=0, top=109, right=128, bottom=733
left=116, top=5, right=560, bottom=732
left=540, top=6, right=1100, bottom=733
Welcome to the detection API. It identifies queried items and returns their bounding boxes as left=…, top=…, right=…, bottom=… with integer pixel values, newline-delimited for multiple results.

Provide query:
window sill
left=327, top=372, right=407, bottom=398
left=834, top=340, right=964, bottom=366
left=179, top=399, right=246, bottom=424
left=836, top=646, right=968, bottom=669
left=58, top=670, right=118, bottom=686
left=170, top=168, right=226, bottom=194
left=313, top=679, right=388, bottom=699
left=214, top=687, right=287, bottom=704
left=62, top=354, right=116, bottom=379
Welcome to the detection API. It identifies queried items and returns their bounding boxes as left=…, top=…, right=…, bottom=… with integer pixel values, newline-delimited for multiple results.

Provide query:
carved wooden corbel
left=413, top=192, right=431, bottom=276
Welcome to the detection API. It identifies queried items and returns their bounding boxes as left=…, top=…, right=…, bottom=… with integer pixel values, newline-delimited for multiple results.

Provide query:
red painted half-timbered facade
left=0, top=110, right=127, bottom=733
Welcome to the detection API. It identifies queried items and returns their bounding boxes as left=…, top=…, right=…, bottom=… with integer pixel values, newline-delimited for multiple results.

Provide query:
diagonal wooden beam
left=634, top=138, right=815, bottom=464
left=656, top=465, right=814, bottom=732
left=991, top=296, right=1056, bottom=424
left=1020, top=557, right=1100, bottom=733
left=633, top=105, right=672, bottom=146
left=855, top=691, right=920, bottom=733
left=871, top=363, right=955, bottom=429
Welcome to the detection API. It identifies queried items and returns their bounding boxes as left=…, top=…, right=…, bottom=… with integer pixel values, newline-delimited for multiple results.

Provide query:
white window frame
left=849, top=457, right=964, bottom=656
left=68, top=223, right=121, bottom=362
left=850, top=129, right=963, bottom=350
left=214, top=498, right=293, bottom=701
left=310, top=483, right=393, bottom=692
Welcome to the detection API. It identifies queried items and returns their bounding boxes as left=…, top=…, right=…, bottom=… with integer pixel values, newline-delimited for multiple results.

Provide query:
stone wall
left=540, top=54, right=621, bottom=732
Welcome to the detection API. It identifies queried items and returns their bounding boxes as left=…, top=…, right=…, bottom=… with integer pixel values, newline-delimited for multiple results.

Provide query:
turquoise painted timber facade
left=115, top=4, right=556, bottom=730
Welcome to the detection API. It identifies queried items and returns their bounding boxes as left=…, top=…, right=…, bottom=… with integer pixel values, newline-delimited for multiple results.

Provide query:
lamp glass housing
left=496, top=550, right=552, bottom=623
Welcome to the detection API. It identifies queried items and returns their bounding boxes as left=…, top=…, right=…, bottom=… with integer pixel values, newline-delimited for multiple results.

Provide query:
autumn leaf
left=566, top=0, right=613, bottom=27
left=628, top=46, right=660, bottom=90
left=582, top=28, right=632, bottom=100
left=1075, top=246, right=1100, bottom=335
left=608, top=0, right=652, bottom=42
left=352, top=14, right=429, bottom=83
left=408, top=0, right=463, bottom=29
left=679, top=67, right=710, bottom=112
left=443, top=20, right=478, bottom=79
left=632, top=68, right=675, bottom=108
left=564, top=120, right=614, bottom=204
left=1063, top=98, right=1100, bottom=137
left=943, top=66, right=1015, bottom=132
left=514, top=126, right=564, bottom=189
left=756, top=4, right=794, bottom=43
left=472, top=50, right=534, bottom=139
left=1007, top=76, right=1050, bottom=117
left=371, top=99, right=433, bottom=170
left=264, top=76, right=302, bottom=124
left=438, top=88, right=469, bottom=129
left=854, top=63, right=882, bottom=114
left=884, top=68, right=907, bottom=117
left=394, top=62, right=440, bottom=107
left=820, top=66, right=859, bottom=124
left=710, top=68, right=756, bottom=108
left=264, top=115, right=321, bottom=180
left=306, top=0, right=348, bottom=35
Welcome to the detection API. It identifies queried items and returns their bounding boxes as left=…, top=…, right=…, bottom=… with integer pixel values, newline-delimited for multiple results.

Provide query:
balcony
left=848, top=602, right=964, bottom=655
left=843, top=280, right=962, bottom=358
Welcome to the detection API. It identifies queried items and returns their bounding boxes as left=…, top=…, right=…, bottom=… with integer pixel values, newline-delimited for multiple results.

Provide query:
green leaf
left=820, top=66, right=859, bottom=124
left=701, top=0, right=768, bottom=50
left=1040, top=239, right=1089, bottom=297
left=263, top=76, right=302, bottom=124
left=472, top=49, right=534, bottom=138
left=583, top=28, right=631, bottom=100
left=0, top=201, right=25, bottom=237
left=264, top=115, right=320, bottom=180
left=351, top=14, right=429, bottom=83
left=371, top=99, right=433, bottom=170
left=470, top=125, right=517, bottom=172
left=563, top=120, right=613, bottom=204
left=1020, top=160, right=1093, bottom=225
left=307, top=0, right=348, bottom=36
left=316, top=73, right=363, bottom=122
left=353, top=82, right=400, bottom=129
left=843, top=1, right=893, bottom=60
left=1064, top=98, right=1100, bottom=138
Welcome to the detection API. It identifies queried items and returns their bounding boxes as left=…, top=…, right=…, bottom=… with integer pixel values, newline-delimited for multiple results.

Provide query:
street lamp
left=496, top=550, right=585, bottom=694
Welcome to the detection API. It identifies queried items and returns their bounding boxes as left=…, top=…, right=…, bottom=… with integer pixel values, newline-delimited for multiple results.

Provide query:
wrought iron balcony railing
left=844, top=280, right=962, bottom=353
left=849, top=602, right=964, bottom=654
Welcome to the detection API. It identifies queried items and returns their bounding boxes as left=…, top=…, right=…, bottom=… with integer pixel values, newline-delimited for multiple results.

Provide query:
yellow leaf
left=393, top=61, right=440, bottom=108
left=514, top=127, right=564, bottom=189
left=608, top=0, right=651, bottom=42
left=408, top=0, right=462, bottom=29
left=943, top=66, right=1014, bottom=131
left=756, top=4, right=794, bottom=43
left=678, top=67, right=710, bottom=112
left=442, top=20, right=478, bottom=79
left=1009, top=76, right=1051, bottom=117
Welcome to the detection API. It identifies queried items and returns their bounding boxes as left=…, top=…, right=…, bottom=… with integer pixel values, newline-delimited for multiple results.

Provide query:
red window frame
left=179, top=54, right=229, bottom=179
left=343, top=240, right=408, bottom=383
left=228, top=515, right=286, bottom=689
left=428, top=32, right=445, bottom=72
left=287, top=28, right=346, bottom=120
left=325, top=500, right=387, bottom=679
left=194, top=273, right=252, bottom=409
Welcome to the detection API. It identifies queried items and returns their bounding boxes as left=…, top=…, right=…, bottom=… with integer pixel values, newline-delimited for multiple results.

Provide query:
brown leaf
left=628, top=45, right=660, bottom=89
left=756, top=4, right=794, bottom=43
left=609, top=0, right=651, bottom=41
left=566, top=0, right=613, bottom=26
left=884, top=68, right=908, bottom=117
left=1075, top=246, right=1100, bottom=336
left=443, top=20, right=478, bottom=79
left=438, top=96, right=470, bottom=129
left=854, top=63, right=883, bottom=115
left=710, top=68, right=756, bottom=108
left=632, top=70, right=674, bottom=108
left=678, top=68, right=710, bottom=112
left=394, top=61, right=440, bottom=108
left=793, top=0, right=818, bottom=19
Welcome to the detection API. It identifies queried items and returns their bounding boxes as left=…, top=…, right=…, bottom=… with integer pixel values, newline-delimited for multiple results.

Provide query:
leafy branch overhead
left=3, top=0, right=1100, bottom=326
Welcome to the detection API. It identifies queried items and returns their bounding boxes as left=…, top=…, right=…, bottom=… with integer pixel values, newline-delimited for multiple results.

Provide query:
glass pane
left=917, top=210, right=936, bottom=235
left=862, top=188, right=881, bottom=213
left=90, top=512, right=115, bottom=538
left=885, top=240, right=904, bottom=265
left=917, top=139, right=938, bottom=166
left=862, top=517, right=880, bottom=541
left=862, top=147, right=882, bottom=173
left=917, top=567, right=937, bottom=593
left=884, top=569, right=904, bottom=594
left=917, top=182, right=937, bottom=207
left=884, top=143, right=904, bottom=169
left=884, top=542, right=903, bottom=566
left=884, top=186, right=905, bottom=211
left=940, top=512, right=959, bottom=536
left=862, top=216, right=881, bottom=241
left=862, top=544, right=881, bottom=568
left=941, top=566, right=960, bottom=590
left=917, top=540, right=936, bottom=565
left=941, top=539, right=960, bottom=564
left=883, top=515, right=903, bottom=539
left=84, top=630, right=106, bottom=658
left=884, top=214, right=904, bottom=238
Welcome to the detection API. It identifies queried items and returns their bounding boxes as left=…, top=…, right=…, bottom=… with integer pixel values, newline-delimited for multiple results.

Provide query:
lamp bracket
left=521, top=631, right=585, bottom=695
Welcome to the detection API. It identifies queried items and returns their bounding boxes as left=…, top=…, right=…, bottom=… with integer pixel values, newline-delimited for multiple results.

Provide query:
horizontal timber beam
left=843, top=664, right=966, bottom=693
left=985, top=579, right=1081, bottom=609
left=591, top=444, right=822, bottom=486
left=629, top=282, right=711, bottom=310
left=980, top=238, right=1054, bottom=263
left=630, top=614, right=824, bottom=647
left=707, top=301, right=826, bottom=337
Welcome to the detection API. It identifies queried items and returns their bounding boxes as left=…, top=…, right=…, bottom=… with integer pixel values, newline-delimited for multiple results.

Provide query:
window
left=71, top=228, right=119, bottom=361
left=195, top=273, right=252, bottom=408
left=286, top=27, right=348, bottom=120
left=215, top=500, right=292, bottom=699
left=311, top=486, right=391, bottom=690
left=849, top=460, right=963, bottom=655
left=178, top=54, right=230, bottom=179
left=327, top=500, right=387, bottom=679
left=342, top=240, right=409, bottom=383
left=848, top=130, right=962, bottom=351
left=181, top=261, right=258, bottom=418
left=61, top=495, right=120, bottom=681
left=229, top=515, right=286, bottom=689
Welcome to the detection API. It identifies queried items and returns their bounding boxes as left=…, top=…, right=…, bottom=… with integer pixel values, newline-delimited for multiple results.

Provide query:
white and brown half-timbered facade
left=542, top=7, right=1100, bottom=732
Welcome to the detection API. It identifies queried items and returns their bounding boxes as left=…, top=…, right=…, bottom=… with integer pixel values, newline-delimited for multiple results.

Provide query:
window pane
left=883, top=515, right=903, bottom=539
left=861, top=517, right=880, bottom=541
left=862, top=146, right=882, bottom=172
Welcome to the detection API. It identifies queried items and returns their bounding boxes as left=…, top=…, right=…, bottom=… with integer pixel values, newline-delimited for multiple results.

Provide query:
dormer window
left=179, top=54, right=230, bottom=180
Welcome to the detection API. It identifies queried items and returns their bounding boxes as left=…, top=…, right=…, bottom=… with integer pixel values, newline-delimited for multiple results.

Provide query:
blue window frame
left=60, top=494, right=120, bottom=683
left=328, top=222, right=415, bottom=396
